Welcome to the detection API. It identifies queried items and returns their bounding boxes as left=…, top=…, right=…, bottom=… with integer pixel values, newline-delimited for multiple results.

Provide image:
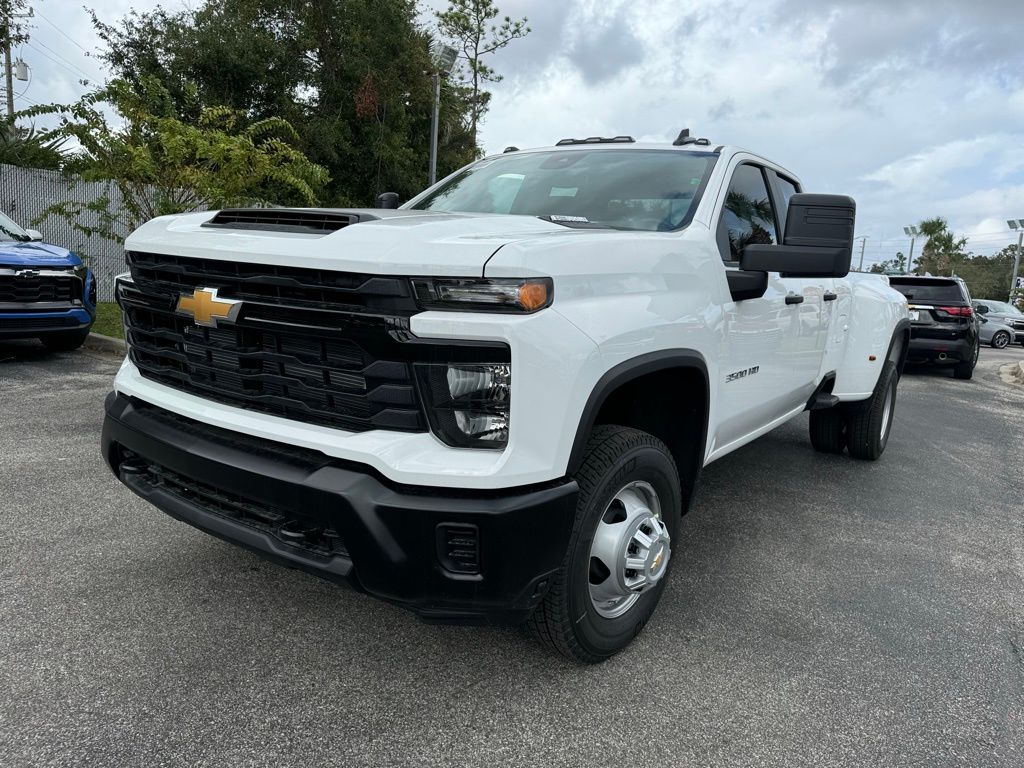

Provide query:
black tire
left=990, top=331, right=1010, bottom=349
left=40, top=328, right=90, bottom=352
left=809, top=408, right=846, bottom=454
left=953, top=341, right=979, bottom=380
left=529, top=425, right=682, bottom=663
left=846, top=361, right=898, bottom=461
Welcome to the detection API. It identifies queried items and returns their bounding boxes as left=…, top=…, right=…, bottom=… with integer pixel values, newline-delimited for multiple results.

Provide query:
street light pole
left=427, top=44, right=459, bottom=188
left=428, top=71, right=440, bottom=187
left=903, top=225, right=919, bottom=274
left=1007, top=221, right=1024, bottom=303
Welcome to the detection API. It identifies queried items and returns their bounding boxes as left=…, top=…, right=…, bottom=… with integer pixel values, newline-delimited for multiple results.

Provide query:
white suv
left=102, top=133, right=909, bottom=662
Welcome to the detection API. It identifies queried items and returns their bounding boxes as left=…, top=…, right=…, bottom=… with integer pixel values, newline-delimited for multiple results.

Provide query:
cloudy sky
left=11, top=0, right=1024, bottom=266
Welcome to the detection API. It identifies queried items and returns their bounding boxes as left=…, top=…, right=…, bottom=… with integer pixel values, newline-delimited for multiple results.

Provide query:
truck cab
left=102, top=135, right=909, bottom=662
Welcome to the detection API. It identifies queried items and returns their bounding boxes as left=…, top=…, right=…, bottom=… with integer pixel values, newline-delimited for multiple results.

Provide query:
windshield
left=889, top=279, right=965, bottom=304
left=410, top=149, right=718, bottom=232
left=979, top=300, right=1023, bottom=316
left=0, top=211, right=29, bottom=243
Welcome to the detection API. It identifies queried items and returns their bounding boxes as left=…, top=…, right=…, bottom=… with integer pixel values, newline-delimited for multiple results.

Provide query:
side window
left=775, top=175, right=800, bottom=231
left=716, top=164, right=778, bottom=262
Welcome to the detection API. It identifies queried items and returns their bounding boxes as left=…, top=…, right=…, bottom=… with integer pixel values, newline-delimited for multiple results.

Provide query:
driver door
left=712, top=162, right=827, bottom=454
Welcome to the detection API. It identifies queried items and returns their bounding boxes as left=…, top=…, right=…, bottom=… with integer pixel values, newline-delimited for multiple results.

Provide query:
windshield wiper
left=537, top=214, right=621, bottom=230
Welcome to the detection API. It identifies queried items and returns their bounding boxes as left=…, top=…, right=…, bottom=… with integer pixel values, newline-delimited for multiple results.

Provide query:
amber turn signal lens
left=518, top=281, right=549, bottom=311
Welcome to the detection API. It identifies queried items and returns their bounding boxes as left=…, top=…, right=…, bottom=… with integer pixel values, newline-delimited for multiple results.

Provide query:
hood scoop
left=202, top=208, right=382, bottom=235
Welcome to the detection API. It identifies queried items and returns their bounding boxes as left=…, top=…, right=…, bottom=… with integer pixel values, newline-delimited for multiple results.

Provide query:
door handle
left=824, top=291, right=838, bottom=302
left=785, top=293, right=805, bottom=305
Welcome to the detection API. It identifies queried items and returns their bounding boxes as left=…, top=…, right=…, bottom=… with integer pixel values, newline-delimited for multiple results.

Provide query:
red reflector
left=937, top=306, right=973, bottom=317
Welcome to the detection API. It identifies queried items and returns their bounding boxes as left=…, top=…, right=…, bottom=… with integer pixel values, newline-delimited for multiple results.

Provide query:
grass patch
left=92, top=302, right=124, bottom=339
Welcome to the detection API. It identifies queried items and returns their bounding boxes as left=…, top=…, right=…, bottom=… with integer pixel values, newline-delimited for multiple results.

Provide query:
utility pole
left=855, top=235, right=868, bottom=271
left=2, top=6, right=14, bottom=120
left=1, top=2, right=31, bottom=121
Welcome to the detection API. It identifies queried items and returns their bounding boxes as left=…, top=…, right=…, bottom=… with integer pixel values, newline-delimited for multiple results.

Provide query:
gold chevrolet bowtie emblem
left=175, top=287, right=241, bottom=328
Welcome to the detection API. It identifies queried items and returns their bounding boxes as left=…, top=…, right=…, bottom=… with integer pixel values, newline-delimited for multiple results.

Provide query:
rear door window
left=889, top=280, right=966, bottom=304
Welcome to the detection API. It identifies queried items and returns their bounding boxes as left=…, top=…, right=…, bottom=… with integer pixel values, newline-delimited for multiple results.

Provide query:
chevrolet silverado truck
left=102, top=134, right=909, bottom=662
left=0, top=210, right=96, bottom=350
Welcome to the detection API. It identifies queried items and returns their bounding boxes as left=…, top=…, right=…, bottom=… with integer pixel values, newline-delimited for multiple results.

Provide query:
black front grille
left=122, top=252, right=508, bottom=434
left=0, top=274, right=78, bottom=303
left=123, top=453, right=349, bottom=561
left=127, top=251, right=415, bottom=314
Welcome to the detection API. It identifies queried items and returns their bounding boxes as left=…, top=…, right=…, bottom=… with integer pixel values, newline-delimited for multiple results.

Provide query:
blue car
left=0, top=210, right=96, bottom=351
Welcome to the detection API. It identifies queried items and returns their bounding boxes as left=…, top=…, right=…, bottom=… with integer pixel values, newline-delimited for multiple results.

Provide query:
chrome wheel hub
left=588, top=481, right=671, bottom=619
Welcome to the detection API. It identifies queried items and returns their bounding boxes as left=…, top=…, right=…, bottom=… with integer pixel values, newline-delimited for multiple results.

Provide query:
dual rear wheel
left=809, top=361, right=898, bottom=461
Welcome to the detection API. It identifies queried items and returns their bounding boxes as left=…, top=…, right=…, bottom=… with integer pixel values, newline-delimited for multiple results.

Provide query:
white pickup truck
left=103, top=133, right=909, bottom=662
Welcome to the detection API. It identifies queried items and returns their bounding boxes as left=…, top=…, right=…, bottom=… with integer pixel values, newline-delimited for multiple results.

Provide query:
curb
left=83, top=332, right=126, bottom=356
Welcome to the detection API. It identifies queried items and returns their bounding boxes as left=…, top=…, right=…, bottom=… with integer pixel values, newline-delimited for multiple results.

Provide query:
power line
left=25, top=41, right=96, bottom=82
left=35, top=10, right=89, bottom=53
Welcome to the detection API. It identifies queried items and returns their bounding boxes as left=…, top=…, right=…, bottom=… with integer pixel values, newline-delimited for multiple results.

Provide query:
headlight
left=417, top=363, right=511, bottom=449
left=411, top=277, right=552, bottom=313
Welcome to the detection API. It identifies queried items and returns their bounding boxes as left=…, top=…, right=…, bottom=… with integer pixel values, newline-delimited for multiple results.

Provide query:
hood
left=0, top=240, right=81, bottom=268
left=125, top=209, right=592, bottom=276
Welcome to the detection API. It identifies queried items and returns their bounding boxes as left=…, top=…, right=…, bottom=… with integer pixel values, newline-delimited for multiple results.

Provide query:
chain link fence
left=2, top=164, right=133, bottom=302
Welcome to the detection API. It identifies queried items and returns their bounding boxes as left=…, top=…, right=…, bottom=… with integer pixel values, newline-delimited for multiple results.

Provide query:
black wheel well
left=890, top=321, right=911, bottom=374
left=576, top=362, right=708, bottom=512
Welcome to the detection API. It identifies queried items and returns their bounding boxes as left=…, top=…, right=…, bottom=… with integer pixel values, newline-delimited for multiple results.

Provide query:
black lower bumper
left=101, top=393, right=578, bottom=625
left=907, top=335, right=973, bottom=364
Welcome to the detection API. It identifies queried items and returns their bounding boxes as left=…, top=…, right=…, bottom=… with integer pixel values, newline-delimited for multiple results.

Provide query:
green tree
left=93, top=0, right=478, bottom=204
left=436, top=0, right=530, bottom=146
left=21, top=77, right=328, bottom=242
left=0, top=122, right=67, bottom=169
left=869, top=252, right=907, bottom=274
left=913, top=217, right=968, bottom=276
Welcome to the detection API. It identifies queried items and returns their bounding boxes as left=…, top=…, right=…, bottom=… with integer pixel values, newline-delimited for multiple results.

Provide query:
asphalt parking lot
left=2, top=341, right=1023, bottom=767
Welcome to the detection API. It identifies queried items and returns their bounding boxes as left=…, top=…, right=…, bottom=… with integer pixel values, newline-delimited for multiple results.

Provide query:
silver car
left=977, top=314, right=1017, bottom=349
left=974, top=299, right=1024, bottom=347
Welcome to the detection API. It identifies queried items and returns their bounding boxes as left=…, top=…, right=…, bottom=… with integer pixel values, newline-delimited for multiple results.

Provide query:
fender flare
left=565, top=349, right=710, bottom=475
left=889, top=318, right=911, bottom=375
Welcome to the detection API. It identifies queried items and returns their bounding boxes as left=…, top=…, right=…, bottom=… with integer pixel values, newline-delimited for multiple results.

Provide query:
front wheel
left=529, top=425, right=682, bottom=663
left=990, top=331, right=1010, bottom=349
left=846, top=361, right=898, bottom=461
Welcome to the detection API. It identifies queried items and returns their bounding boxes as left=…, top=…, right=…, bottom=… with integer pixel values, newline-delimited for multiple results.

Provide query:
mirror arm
left=726, top=269, right=768, bottom=301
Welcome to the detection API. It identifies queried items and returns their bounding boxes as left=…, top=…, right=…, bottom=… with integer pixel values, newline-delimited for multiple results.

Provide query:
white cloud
left=11, top=0, right=1024, bottom=262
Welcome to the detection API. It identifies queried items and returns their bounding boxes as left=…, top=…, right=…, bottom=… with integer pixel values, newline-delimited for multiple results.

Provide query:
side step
left=806, top=392, right=840, bottom=411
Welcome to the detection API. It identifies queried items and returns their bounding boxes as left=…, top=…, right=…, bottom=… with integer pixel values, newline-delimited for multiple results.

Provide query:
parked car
left=978, top=315, right=1017, bottom=349
left=0, top=211, right=96, bottom=351
left=887, top=275, right=979, bottom=379
left=102, top=134, right=909, bottom=662
left=973, top=298, right=1024, bottom=347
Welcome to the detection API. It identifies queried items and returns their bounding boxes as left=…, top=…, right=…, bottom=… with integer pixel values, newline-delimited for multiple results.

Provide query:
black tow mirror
left=375, top=192, right=400, bottom=209
left=741, top=193, right=855, bottom=278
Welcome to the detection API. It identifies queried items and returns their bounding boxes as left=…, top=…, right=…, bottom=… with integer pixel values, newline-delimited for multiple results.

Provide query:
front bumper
left=101, top=393, right=579, bottom=625
left=0, top=306, right=94, bottom=338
